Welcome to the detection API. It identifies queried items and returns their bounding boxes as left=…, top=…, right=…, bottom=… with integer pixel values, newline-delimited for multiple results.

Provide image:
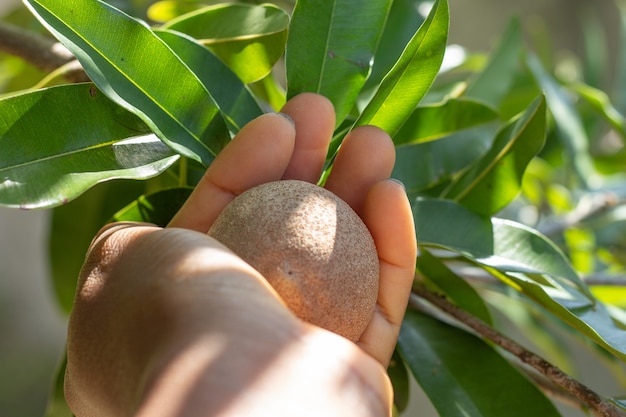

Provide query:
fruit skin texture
left=208, top=179, right=379, bottom=342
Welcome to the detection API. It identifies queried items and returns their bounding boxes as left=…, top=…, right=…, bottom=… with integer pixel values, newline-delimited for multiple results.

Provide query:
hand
left=64, top=93, right=417, bottom=417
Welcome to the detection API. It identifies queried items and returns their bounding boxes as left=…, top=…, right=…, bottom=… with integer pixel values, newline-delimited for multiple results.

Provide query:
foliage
left=1, top=0, right=626, bottom=416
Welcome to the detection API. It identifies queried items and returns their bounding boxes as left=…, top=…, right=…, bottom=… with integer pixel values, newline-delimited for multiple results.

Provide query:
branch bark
left=410, top=282, right=626, bottom=417
left=0, top=20, right=88, bottom=83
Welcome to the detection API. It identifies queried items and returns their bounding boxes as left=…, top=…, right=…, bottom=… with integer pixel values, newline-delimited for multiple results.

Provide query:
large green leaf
left=441, top=95, right=547, bottom=216
left=154, top=29, right=263, bottom=133
left=463, top=17, right=523, bottom=109
left=23, top=0, right=220, bottom=165
left=393, top=97, right=499, bottom=145
left=0, top=84, right=178, bottom=209
left=286, top=0, right=392, bottom=125
left=499, top=269, right=626, bottom=362
left=413, top=198, right=585, bottom=289
left=399, top=310, right=562, bottom=417
left=413, top=198, right=626, bottom=362
left=162, top=3, right=289, bottom=84
left=355, top=0, right=448, bottom=137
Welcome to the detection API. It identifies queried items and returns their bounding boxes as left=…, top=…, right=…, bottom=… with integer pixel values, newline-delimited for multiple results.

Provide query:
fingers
left=168, top=113, right=296, bottom=231
left=280, top=93, right=335, bottom=183
left=357, top=179, right=417, bottom=367
left=324, top=126, right=396, bottom=215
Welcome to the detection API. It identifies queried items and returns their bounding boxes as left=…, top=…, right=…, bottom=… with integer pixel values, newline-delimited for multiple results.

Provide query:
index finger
left=168, top=112, right=296, bottom=232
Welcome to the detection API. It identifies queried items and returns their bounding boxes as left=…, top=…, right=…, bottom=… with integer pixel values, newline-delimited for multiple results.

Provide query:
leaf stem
left=410, top=282, right=626, bottom=417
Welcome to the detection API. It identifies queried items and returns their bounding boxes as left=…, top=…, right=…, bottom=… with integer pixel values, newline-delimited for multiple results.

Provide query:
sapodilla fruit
left=208, top=179, right=379, bottom=342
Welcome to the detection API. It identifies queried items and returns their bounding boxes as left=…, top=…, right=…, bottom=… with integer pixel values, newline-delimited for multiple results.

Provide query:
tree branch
left=0, top=20, right=88, bottom=83
left=410, top=282, right=626, bottom=417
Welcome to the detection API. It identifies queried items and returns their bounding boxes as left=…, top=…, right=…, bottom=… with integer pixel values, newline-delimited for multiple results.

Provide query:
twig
left=0, top=21, right=88, bottom=82
left=520, top=366, right=592, bottom=413
left=538, top=191, right=622, bottom=237
left=447, top=264, right=626, bottom=287
left=410, top=283, right=626, bottom=417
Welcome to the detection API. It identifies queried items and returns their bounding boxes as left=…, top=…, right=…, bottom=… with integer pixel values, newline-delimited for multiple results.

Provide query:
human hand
left=169, top=92, right=417, bottom=367
left=64, top=93, right=417, bottom=417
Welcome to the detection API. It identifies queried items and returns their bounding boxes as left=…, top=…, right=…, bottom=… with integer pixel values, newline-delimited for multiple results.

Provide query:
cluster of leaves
left=1, top=0, right=626, bottom=416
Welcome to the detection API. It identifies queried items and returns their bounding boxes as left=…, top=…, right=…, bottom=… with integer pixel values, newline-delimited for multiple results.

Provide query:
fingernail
left=388, top=178, right=406, bottom=191
left=274, top=112, right=295, bottom=127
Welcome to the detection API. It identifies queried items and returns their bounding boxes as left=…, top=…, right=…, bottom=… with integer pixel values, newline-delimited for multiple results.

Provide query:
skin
left=64, top=93, right=418, bottom=417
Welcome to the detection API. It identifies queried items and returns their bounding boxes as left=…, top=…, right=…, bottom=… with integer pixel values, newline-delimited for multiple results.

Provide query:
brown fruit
left=208, top=179, right=379, bottom=342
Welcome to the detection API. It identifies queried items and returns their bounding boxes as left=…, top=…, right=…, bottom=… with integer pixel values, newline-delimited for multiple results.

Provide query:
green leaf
left=163, top=3, right=289, bottom=84
left=569, top=82, right=626, bottom=140
left=441, top=95, right=547, bottom=216
left=393, top=97, right=499, bottom=145
left=112, top=187, right=192, bottom=226
left=413, top=199, right=626, bottom=362
left=413, top=198, right=586, bottom=289
left=23, top=0, right=221, bottom=165
left=355, top=0, right=449, bottom=137
left=463, top=17, right=523, bottom=109
left=501, top=270, right=626, bottom=362
left=392, top=124, right=498, bottom=198
left=154, top=29, right=263, bottom=132
left=44, top=353, right=74, bottom=417
left=418, top=249, right=493, bottom=325
left=364, top=0, right=425, bottom=92
left=399, top=310, right=562, bottom=417
left=286, top=0, right=392, bottom=125
left=526, top=52, right=599, bottom=186
left=0, top=84, right=178, bottom=209
left=615, top=1, right=626, bottom=114
left=388, top=349, right=410, bottom=413
left=48, top=179, right=148, bottom=312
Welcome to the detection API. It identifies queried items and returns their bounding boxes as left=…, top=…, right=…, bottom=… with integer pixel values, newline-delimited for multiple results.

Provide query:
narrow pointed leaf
left=286, top=0, right=392, bottom=125
left=154, top=29, right=263, bottom=132
left=442, top=95, right=547, bottom=216
left=23, top=0, right=220, bottom=165
left=463, top=17, right=523, bottom=109
left=163, top=3, right=289, bottom=84
left=399, top=310, right=562, bottom=417
left=0, top=84, right=178, bottom=209
left=355, top=0, right=449, bottom=137
left=570, top=82, right=626, bottom=140
left=413, top=198, right=626, bottom=362
left=393, top=97, right=498, bottom=145
left=526, top=52, right=599, bottom=186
